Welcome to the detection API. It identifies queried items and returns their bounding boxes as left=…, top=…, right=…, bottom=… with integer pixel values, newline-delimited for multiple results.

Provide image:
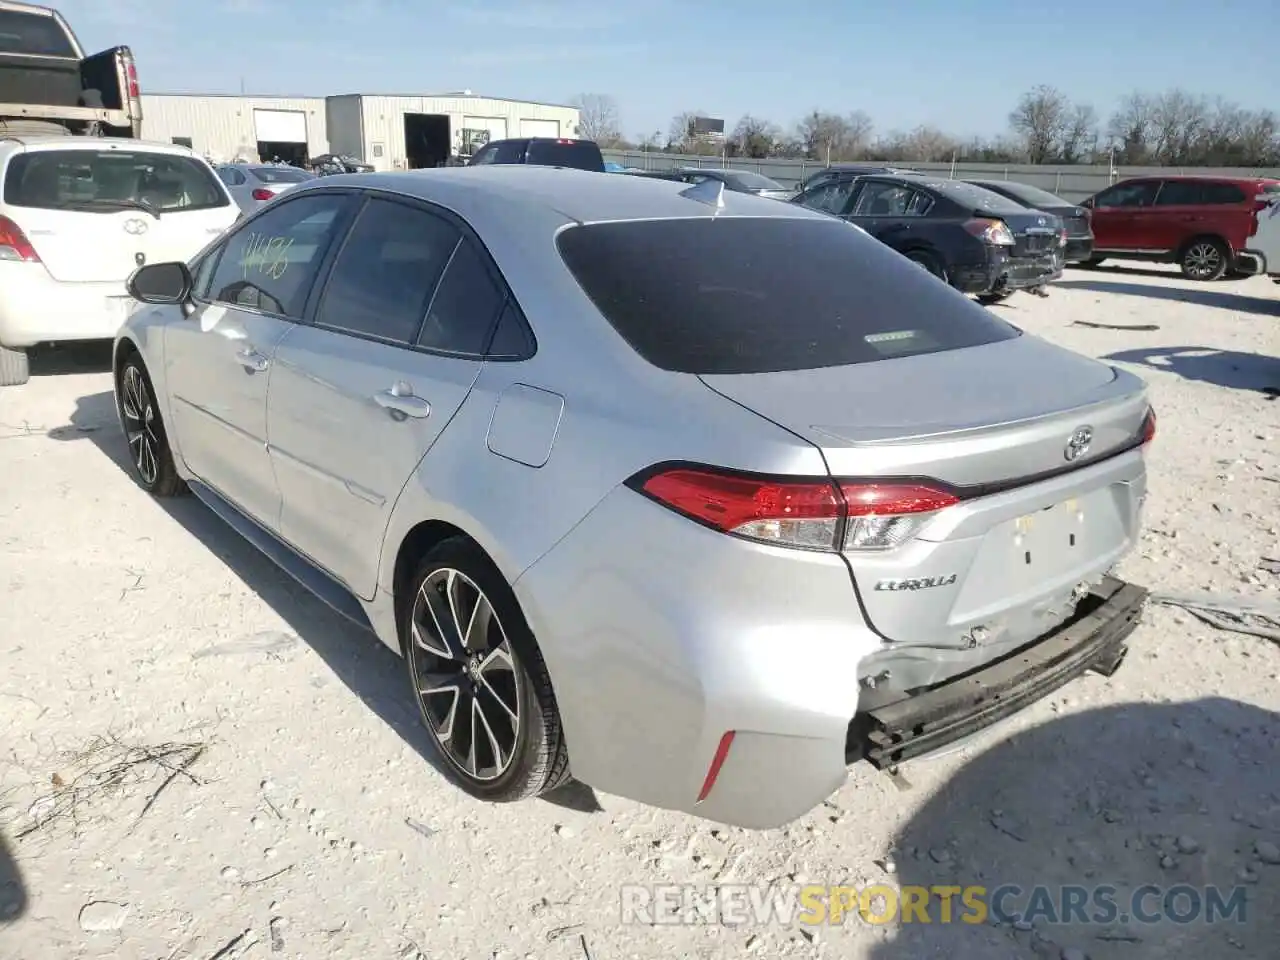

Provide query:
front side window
left=4, top=150, right=229, bottom=213
left=205, top=193, right=350, bottom=318
left=1094, top=181, right=1159, bottom=209
left=315, top=198, right=460, bottom=345
left=557, top=217, right=1020, bottom=375
left=470, top=145, right=497, bottom=165
left=796, top=179, right=856, bottom=215
left=492, top=141, right=527, bottom=164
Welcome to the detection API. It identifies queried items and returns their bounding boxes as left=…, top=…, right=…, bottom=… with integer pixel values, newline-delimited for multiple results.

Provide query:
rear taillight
left=252, top=188, right=274, bottom=201
left=1141, top=407, right=1157, bottom=446
left=631, top=467, right=959, bottom=553
left=0, top=215, right=39, bottom=262
left=1059, top=228, right=1068, bottom=247
left=125, top=60, right=139, bottom=99
left=964, top=217, right=1015, bottom=246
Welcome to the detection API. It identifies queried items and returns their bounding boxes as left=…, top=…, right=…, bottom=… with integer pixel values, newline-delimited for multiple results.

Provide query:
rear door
left=267, top=195, right=504, bottom=598
left=164, top=190, right=356, bottom=529
left=1148, top=179, right=1207, bottom=252
left=3, top=146, right=235, bottom=282
left=845, top=179, right=935, bottom=248
left=1088, top=180, right=1160, bottom=251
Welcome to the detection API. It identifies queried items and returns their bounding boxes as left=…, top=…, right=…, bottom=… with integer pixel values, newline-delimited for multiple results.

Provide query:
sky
left=56, top=0, right=1280, bottom=143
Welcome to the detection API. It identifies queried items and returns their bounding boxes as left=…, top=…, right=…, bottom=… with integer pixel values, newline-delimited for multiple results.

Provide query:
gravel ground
left=1, top=264, right=1278, bottom=960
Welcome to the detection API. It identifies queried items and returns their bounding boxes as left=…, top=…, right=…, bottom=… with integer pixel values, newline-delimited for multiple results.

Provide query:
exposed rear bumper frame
left=851, top=575, right=1147, bottom=769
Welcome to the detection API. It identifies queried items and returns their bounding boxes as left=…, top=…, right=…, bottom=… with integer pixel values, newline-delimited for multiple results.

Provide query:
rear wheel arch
left=1176, top=233, right=1231, bottom=280
left=392, top=520, right=488, bottom=648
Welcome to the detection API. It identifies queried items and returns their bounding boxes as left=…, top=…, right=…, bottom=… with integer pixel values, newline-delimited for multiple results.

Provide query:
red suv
left=1082, top=176, right=1280, bottom=280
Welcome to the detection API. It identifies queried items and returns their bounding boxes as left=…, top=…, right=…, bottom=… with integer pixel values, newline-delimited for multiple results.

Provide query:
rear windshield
left=250, top=166, right=314, bottom=184
left=0, top=10, right=76, bottom=57
left=525, top=140, right=604, bottom=171
left=556, top=217, right=1020, bottom=375
left=722, top=171, right=785, bottom=191
left=926, top=180, right=1029, bottom=215
left=4, top=150, right=229, bottom=214
left=974, top=181, right=1068, bottom=209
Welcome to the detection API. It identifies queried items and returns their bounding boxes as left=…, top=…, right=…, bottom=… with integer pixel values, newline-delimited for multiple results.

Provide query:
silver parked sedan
left=112, top=167, right=1154, bottom=829
left=214, top=162, right=315, bottom=214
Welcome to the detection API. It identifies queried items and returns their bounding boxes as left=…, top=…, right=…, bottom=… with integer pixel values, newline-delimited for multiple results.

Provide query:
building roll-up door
left=253, top=109, right=307, bottom=143
left=519, top=118, right=560, bottom=139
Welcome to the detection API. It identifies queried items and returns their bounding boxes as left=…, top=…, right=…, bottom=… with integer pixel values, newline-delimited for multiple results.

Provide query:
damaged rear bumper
left=849, top=575, right=1147, bottom=769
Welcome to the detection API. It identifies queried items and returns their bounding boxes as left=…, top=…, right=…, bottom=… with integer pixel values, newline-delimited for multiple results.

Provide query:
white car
left=0, top=136, right=239, bottom=385
left=1247, top=186, right=1280, bottom=283
left=214, top=163, right=316, bottom=215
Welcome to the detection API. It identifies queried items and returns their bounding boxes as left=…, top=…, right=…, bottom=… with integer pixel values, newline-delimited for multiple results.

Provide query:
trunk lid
left=700, top=335, right=1150, bottom=654
left=997, top=210, right=1062, bottom=257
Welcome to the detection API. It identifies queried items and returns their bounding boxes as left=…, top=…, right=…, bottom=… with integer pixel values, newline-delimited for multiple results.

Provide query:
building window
left=172, top=136, right=193, bottom=148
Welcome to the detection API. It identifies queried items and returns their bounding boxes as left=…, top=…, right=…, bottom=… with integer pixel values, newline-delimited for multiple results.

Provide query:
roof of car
left=294, top=166, right=829, bottom=228
left=0, top=135, right=200, bottom=158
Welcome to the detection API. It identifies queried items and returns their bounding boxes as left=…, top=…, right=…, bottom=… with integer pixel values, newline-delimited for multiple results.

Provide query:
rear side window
left=1202, top=182, right=1246, bottom=204
left=0, top=10, right=76, bottom=56
left=4, top=150, right=228, bottom=213
left=525, top=140, right=604, bottom=171
left=556, top=217, right=1021, bottom=375
left=315, top=198, right=460, bottom=345
left=416, top=238, right=505, bottom=355
left=1154, top=181, right=1204, bottom=205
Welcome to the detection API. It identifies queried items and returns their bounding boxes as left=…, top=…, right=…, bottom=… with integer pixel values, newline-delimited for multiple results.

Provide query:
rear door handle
left=374, top=385, right=431, bottom=419
left=236, top=347, right=269, bottom=373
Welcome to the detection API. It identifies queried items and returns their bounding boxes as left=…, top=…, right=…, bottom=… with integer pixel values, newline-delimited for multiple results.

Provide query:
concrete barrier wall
left=602, top=150, right=1280, bottom=202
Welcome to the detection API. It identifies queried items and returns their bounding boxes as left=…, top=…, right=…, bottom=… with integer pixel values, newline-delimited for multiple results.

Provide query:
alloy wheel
left=1184, top=242, right=1222, bottom=280
left=120, top=365, right=159, bottom=486
left=408, top=567, right=522, bottom=782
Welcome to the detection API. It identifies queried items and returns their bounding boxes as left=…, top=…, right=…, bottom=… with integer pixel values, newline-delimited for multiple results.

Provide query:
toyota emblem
left=1037, top=216, right=1046, bottom=226
left=123, top=219, right=148, bottom=235
left=1064, top=426, right=1093, bottom=462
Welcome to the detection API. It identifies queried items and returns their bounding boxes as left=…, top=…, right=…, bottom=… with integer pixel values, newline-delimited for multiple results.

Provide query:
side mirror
left=127, top=261, right=193, bottom=304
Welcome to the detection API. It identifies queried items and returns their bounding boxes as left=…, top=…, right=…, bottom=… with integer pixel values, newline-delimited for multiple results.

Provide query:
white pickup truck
left=1246, top=186, right=1280, bottom=283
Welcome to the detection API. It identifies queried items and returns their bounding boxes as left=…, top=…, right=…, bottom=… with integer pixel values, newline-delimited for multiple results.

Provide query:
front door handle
left=236, top=347, right=269, bottom=373
left=374, top=383, right=432, bottom=419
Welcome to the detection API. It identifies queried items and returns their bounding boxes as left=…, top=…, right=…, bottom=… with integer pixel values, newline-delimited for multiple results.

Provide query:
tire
left=115, top=352, right=185, bottom=496
left=977, top=292, right=1013, bottom=305
left=1179, top=237, right=1229, bottom=281
left=0, top=345, right=29, bottom=386
left=904, top=248, right=944, bottom=279
left=401, top=537, right=570, bottom=803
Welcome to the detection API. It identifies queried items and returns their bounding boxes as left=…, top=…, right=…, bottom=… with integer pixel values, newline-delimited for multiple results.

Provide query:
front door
left=164, top=190, right=355, bottom=529
left=268, top=196, right=506, bottom=597
left=1089, top=180, right=1161, bottom=251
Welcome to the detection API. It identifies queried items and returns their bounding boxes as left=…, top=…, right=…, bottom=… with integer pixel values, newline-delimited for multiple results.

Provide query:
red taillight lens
left=126, top=61, right=139, bottom=99
left=0, top=215, right=39, bottom=262
left=634, top=467, right=959, bottom=552
left=1141, top=407, right=1157, bottom=446
left=252, top=188, right=274, bottom=201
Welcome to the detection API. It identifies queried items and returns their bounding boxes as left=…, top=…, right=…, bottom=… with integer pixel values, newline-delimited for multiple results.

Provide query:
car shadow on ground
left=1066, top=264, right=1189, bottom=281
left=1056, top=278, right=1280, bottom=317
left=52, top=389, right=602, bottom=815
left=0, top=832, right=24, bottom=924
left=1103, top=346, right=1280, bottom=396
left=867, top=698, right=1279, bottom=960
left=27, top=342, right=114, bottom=377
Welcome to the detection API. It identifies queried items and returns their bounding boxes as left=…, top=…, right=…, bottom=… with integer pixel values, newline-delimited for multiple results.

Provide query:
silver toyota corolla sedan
left=112, top=166, right=1154, bottom=829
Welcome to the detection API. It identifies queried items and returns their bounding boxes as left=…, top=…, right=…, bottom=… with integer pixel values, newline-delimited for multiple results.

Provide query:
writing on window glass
left=242, top=233, right=294, bottom=281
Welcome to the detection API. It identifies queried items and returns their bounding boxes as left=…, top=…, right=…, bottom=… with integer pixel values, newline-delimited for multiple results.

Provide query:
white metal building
left=138, top=92, right=580, bottom=170
left=140, top=94, right=329, bottom=164
left=326, top=93, right=580, bottom=171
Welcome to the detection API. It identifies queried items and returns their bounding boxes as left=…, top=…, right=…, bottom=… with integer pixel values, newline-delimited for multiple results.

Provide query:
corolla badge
left=1064, top=426, right=1093, bottom=461
left=874, top=574, right=958, bottom=592
left=123, top=218, right=148, bottom=235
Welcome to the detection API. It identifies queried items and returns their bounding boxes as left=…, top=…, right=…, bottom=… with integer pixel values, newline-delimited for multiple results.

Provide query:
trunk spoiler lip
left=625, top=417, right=1150, bottom=508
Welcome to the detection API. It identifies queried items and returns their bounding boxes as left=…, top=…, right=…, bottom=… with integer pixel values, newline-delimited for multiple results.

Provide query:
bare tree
left=795, top=110, right=873, bottom=161
left=1060, top=104, right=1099, bottom=163
left=570, top=93, right=622, bottom=146
left=1008, top=85, right=1072, bottom=163
left=1107, top=93, right=1154, bottom=164
left=731, top=115, right=779, bottom=158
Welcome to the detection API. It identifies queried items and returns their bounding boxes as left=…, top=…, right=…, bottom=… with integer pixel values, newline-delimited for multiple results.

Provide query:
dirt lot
left=1, top=264, right=1278, bottom=960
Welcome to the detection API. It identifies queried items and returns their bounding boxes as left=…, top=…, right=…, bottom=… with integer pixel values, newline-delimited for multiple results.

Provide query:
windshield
left=556, top=217, right=1020, bottom=375
left=525, top=140, right=604, bottom=172
left=723, top=171, right=785, bottom=191
left=0, top=10, right=76, bottom=57
left=4, top=150, right=229, bottom=214
left=250, top=166, right=314, bottom=184
left=974, top=180, right=1069, bottom=208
